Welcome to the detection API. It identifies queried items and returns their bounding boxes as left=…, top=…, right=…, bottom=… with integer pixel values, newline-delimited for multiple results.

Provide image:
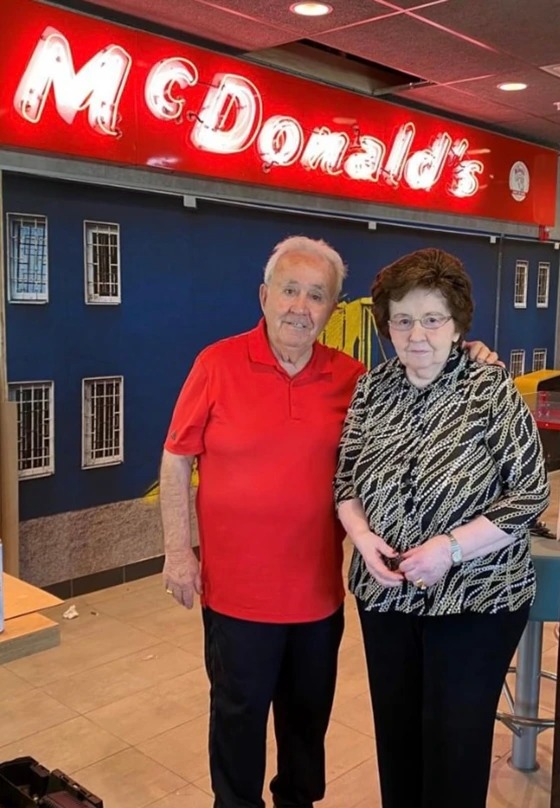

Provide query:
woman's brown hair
left=371, top=248, right=474, bottom=339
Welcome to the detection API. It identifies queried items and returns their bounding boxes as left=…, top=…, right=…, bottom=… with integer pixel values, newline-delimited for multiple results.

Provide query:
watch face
left=448, top=535, right=462, bottom=565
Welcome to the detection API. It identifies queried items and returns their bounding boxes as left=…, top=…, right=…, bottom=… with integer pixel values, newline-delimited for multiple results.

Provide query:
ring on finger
left=414, top=577, right=428, bottom=591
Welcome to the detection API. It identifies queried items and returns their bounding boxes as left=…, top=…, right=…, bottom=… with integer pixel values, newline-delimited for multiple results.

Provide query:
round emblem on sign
left=509, top=161, right=530, bottom=202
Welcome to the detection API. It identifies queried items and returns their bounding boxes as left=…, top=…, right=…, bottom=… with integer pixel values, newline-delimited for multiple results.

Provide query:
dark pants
left=202, top=605, right=344, bottom=808
left=357, top=601, right=529, bottom=808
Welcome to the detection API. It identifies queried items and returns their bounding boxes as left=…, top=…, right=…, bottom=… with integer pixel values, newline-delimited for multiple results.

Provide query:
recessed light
left=290, top=2, right=333, bottom=17
left=497, top=82, right=528, bottom=92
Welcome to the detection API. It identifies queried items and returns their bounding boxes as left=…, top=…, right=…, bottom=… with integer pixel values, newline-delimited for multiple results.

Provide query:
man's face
left=259, top=250, right=338, bottom=356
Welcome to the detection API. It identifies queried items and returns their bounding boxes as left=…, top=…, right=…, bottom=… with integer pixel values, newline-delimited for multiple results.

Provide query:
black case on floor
left=0, top=757, right=103, bottom=808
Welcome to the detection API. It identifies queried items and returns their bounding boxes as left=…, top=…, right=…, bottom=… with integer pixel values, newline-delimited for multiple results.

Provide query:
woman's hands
left=354, top=530, right=405, bottom=588
left=398, top=535, right=453, bottom=588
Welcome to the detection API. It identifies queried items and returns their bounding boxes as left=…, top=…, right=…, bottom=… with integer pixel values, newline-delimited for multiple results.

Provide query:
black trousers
left=202, top=605, right=344, bottom=808
left=357, top=601, right=529, bottom=808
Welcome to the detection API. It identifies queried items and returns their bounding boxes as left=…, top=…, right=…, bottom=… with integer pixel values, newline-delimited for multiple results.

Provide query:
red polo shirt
left=164, top=320, right=364, bottom=623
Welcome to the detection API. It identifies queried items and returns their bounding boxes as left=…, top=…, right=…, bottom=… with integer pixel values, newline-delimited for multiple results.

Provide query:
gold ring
left=166, top=588, right=173, bottom=595
left=414, top=578, right=427, bottom=591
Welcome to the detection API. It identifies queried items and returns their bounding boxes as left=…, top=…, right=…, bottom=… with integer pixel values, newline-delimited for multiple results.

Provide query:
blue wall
left=4, top=173, right=557, bottom=519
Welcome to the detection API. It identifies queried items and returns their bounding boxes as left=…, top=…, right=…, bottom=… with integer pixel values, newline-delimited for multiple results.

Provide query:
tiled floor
left=2, top=477, right=560, bottom=807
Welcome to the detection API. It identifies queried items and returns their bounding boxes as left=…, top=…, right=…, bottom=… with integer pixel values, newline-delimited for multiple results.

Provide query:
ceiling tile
left=317, top=14, right=524, bottom=83
left=86, top=0, right=298, bottom=50
left=195, top=0, right=397, bottom=35
left=445, top=68, right=560, bottom=118
left=373, top=0, right=449, bottom=8
left=398, top=84, right=528, bottom=123
left=502, top=116, right=560, bottom=147
left=414, top=0, right=560, bottom=67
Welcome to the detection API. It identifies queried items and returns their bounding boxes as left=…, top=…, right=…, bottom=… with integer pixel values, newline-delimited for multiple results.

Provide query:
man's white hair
left=263, top=236, right=347, bottom=299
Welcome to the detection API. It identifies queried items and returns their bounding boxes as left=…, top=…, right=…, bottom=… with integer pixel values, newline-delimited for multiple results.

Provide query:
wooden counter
left=0, top=573, right=62, bottom=664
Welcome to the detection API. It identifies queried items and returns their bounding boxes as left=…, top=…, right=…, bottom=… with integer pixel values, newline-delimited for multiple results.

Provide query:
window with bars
left=536, top=262, right=550, bottom=308
left=7, top=213, right=48, bottom=302
left=82, top=377, right=123, bottom=467
left=84, top=221, right=121, bottom=303
left=8, top=382, right=54, bottom=478
left=532, top=348, right=547, bottom=372
left=514, top=260, right=528, bottom=308
left=509, top=349, right=526, bottom=378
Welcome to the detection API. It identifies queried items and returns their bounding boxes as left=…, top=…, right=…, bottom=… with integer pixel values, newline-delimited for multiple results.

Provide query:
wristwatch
left=446, top=531, right=463, bottom=566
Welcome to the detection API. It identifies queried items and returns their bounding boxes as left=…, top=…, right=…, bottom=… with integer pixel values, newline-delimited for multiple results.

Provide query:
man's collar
left=247, top=318, right=332, bottom=377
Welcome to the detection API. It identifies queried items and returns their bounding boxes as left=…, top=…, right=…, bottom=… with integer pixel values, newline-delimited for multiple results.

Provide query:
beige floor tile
left=173, top=629, right=206, bottom=657
left=343, top=603, right=363, bottom=642
left=86, top=685, right=204, bottom=745
left=0, top=689, right=76, bottom=746
left=322, top=757, right=379, bottom=807
left=331, top=691, right=374, bottom=737
left=146, top=783, right=214, bottom=808
left=127, top=604, right=204, bottom=646
left=148, top=666, right=209, bottom=722
left=488, top=750, right=551, bottom=807
left=325, top=719, right=375, bottom=783
left=43, top=643, right=204, bottom=713
left=41, top=602, right=116, bottom=641
left=334, top=637, right=370, bottom=702
left=0, top=665, right=36, bottom=699
left=191, top=773, right=213, bottom=798
left=0, top=715, right=128, bottom=773
left=4, top=619, right=157, bottom=686
left=94, top=589, right=182, bottom=621
left=137, top=714, right=210, bottom=782
left=346, top=797, right=382, bottom=808
left=73, top=747, right=187, bottom=808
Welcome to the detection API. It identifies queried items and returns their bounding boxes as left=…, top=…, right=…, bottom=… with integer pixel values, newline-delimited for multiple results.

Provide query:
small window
left=84, top=221, right=121, bottom=304
left=509, top=349, right=526, bottom=378
left=532, top=348, right=547, bottom=372
left=7, top=213, right=48, bottom=302
left=536, top=262, right=550, bottom=308
left=8, top=381, right=54, bottom=478
left=514, top=260, right=528, bottom=308
left=82, top=376, right=123, bottom=467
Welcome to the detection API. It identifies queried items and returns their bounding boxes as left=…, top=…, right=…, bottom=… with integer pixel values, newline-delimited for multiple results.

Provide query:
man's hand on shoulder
left=462, top=340, right=505, bottom=368
left=163, top=549, right=202, bottom=609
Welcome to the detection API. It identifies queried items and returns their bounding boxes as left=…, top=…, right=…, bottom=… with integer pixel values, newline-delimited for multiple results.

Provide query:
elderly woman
left=334, top=248, right=549, bottom=808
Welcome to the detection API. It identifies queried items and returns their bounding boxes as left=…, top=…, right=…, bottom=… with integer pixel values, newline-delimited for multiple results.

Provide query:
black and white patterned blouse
left=334, top=348, right=549, bottom=616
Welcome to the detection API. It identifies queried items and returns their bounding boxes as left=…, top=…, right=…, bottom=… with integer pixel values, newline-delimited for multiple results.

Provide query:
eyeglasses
left=388, top=314, right=453, bottom=331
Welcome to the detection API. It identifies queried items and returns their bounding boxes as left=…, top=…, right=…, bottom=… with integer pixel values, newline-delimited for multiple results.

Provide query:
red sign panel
left=0, top=0, right=556, bottom=225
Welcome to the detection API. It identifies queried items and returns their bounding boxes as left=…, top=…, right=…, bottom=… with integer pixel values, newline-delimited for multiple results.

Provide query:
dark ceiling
left=67, top=0, right=560, bottom=150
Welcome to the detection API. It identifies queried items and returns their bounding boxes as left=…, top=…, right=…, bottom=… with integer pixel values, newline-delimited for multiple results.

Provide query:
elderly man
left=160, top=236, right=496, bottom=808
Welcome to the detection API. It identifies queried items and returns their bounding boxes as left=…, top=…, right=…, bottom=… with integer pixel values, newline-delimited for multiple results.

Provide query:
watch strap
left=446, top=531, right=463, bottom=566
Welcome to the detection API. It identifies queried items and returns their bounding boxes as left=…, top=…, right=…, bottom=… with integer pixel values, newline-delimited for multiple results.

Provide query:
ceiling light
left=497, top=82, right=528, bottom=92
left=290, top=2, right=333, bottom=17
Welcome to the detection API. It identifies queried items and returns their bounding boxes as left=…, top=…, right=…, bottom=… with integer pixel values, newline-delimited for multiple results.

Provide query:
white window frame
left=82, top=376, right=124, bottom=468
left=536, top=262, right=550, bottom=308
left=84, top=221, right=121, bottom=304
left=514, top=260, right=528, bottom=309
left=509, top=349, right=526, bottom=378
left=532, top=348, right=547, bottom=372
left=8, top=381, right=54, bottom=478
left=6, top=213, right=48, bottom=303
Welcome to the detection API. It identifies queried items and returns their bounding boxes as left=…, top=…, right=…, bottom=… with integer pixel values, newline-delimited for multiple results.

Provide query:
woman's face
left=388, top=287, right=460, bottom=384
